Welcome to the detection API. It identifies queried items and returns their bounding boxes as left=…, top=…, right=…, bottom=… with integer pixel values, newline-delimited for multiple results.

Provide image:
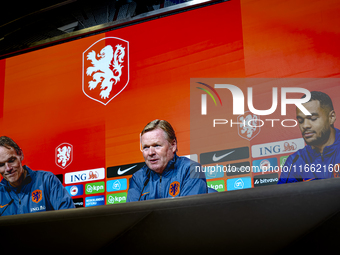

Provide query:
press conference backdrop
left=0, top=0, right=339, bottom=208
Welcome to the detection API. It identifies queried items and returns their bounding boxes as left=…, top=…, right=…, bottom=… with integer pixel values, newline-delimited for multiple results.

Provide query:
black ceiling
left=0, top=0, right=192, bottom=58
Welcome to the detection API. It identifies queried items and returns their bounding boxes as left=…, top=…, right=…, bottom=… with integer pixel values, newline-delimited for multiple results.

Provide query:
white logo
left=212, top=150, right=234, bottom=162
left=83, top=37, right=129, bottom=105
left=112, top=180, right=121, bottom=190
left=251, top=138, right=304, bottom=158
left=238, top=112, right=260, bottom=141
left=86, top=185, right=93, bottom=193
left=56, top=143, right=73, bottom=169
left=70, top=186, right=78, bottom=196
left=234, top=178, right=244, bottom=189
left=108, top=195, right=115, bottom=204
left=86, top=44, right=125, bottom=99
left=204, top=84, right=311, bottom=116
left=117, top=165, right=137, bottom=175
left=260, top=160, right=271, bottom=172
left=65, top=168, right=105, bottom=184
left=30, top=205, right=46, bottom=212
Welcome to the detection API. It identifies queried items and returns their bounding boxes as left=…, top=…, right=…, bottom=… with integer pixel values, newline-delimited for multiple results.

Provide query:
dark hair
left=302, top=91, right=334, bottom=112
left=141, top=119, right=177, bottom=151
left=0, top=136, right=23, bottom=156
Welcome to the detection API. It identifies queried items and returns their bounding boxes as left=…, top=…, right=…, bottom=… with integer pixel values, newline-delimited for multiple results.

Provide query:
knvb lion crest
left=169, top=181, right=180, bottom=197
left=32, top=190, right=42, bottom=203
left=83, top=37, right=129, bottom=105
left=237, top=111, right=261, bottom=141
left=56, top=143, right=73, bottom=169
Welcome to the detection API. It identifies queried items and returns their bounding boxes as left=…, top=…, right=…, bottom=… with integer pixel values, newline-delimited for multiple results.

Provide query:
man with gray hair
left=127, top=119, right=208, bottom=202
left=0, top=136, right=75, bottom=216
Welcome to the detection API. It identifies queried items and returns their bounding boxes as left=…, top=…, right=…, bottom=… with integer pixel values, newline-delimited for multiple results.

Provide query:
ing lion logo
left=283, top=142, right=297, bottom=152
left=89, top=171, right=99, bottom=180
left=83, top=37, right=130, bottom=105
left=32, top=190, right=42, bottom=203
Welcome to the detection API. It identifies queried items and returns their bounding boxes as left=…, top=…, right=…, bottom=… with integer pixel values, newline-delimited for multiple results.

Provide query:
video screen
left=1, top=0, right=339, bottom=207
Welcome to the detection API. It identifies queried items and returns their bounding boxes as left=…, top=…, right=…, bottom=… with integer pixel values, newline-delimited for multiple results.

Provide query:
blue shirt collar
left=306, top=128, right=340, bottom=156
left=145, top=153, right=178, bottom=177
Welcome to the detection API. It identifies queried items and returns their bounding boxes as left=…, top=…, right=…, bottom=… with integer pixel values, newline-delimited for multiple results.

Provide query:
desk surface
left=1, top=178, right=340, bottom=254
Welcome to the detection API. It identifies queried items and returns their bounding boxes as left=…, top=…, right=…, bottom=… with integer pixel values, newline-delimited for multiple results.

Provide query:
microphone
left=285, top=154, right=299, bottom=183
left=0, top=199, right=14, bottom=216
left=138, top=170, right=151, bottom=201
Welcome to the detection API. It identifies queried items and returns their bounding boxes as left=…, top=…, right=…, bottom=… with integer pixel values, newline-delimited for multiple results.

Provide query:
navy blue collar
left=306, top=128, right=340, bottom=157
left=145, top=153, right=178, bottom=177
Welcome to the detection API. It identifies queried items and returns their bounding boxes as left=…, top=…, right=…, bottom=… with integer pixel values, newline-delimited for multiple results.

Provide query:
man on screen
left=127, top=119, right=208, bottom=202
left=278, top=91, right=340, bottom=184
left=0, top=136, right=75, bottom=216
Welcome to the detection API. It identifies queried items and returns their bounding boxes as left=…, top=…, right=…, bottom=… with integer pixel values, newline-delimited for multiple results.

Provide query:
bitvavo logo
left=197, top=82, right=312, bottom=128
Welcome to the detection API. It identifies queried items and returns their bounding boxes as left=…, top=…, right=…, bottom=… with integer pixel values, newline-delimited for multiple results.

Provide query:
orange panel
left=241, top=0, right=340, bottom=78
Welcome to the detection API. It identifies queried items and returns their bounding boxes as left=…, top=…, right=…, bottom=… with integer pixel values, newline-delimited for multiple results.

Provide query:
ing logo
left=196, top=82, right=222, bottom=115
left=169, top=181, right=180, bottom=197
left=283, top=142, right=297, bottom=152
left=32, top=190, right=42, bottom=203
left=89, top=171, right=99, bottom=180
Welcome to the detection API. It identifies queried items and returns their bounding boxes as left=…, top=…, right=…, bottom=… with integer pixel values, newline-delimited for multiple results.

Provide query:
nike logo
left=303, top=178, right=316, bottom=182
left=212, top=150, right=235, bottom=162
left=117, top=165, right=138, bottom=175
